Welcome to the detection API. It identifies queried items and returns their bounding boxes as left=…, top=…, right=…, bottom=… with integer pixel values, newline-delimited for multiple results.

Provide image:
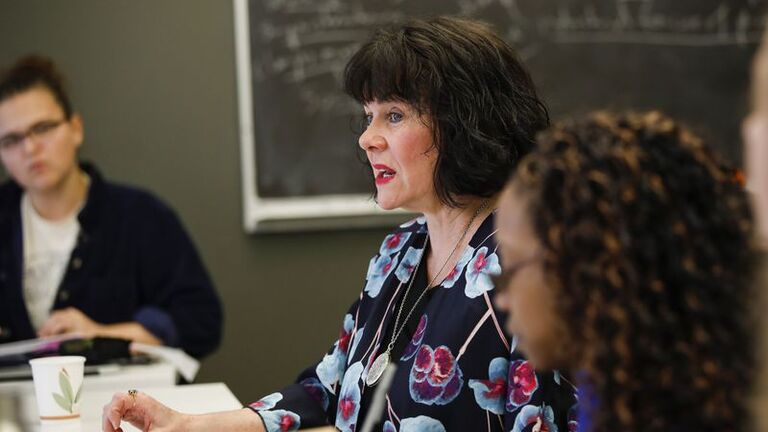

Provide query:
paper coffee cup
left=28, top=356, right=86, bottom=422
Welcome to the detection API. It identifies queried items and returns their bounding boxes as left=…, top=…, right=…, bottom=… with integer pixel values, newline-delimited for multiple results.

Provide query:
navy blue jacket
left=0, top=163, right=222, bottom=358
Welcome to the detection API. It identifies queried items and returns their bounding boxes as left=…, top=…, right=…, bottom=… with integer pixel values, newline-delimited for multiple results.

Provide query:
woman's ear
left=69, top=113, right=84, bottom=149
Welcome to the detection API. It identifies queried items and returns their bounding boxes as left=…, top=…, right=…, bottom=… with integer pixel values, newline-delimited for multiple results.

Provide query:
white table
left=0, top=361, right=177, bottom=396
left=1, top=382, right=242, bottom=431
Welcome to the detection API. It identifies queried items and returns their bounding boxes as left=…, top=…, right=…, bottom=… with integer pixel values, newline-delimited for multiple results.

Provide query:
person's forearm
left=184, top=409, right=266, bottom=431
left=98, top=322, right=163, bottom=345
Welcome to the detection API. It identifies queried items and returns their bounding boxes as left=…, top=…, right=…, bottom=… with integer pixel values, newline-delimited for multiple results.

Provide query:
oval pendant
left=366, top=351, right=390, bottom=387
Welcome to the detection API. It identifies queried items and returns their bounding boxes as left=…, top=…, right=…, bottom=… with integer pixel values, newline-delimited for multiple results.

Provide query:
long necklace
left=365, top=200, right=488, bottom=387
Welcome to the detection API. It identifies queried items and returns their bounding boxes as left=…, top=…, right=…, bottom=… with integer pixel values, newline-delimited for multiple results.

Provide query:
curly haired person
left=495, top=111, right=759, bottom=431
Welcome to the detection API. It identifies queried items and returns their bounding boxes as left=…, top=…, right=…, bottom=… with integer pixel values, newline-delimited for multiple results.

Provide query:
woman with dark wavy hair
left=495, top=111, right=758, bottom=431
left=103, top=16, right=576, bottom=432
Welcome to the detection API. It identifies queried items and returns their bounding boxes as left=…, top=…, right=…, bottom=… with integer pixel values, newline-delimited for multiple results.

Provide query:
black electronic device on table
left=0, top=337, right=144, bottom=382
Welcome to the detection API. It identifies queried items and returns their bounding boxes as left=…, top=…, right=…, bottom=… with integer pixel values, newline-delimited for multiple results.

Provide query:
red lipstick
left=372, top=163, right=396, bottom=186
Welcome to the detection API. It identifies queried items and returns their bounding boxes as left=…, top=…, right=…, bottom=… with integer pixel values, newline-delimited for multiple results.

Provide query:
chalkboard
left=234, top=0, right=767, bottom=231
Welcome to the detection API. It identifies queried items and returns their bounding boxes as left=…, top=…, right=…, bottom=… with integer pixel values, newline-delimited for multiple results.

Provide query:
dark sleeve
left=246, top=298, right=362, bottom=431
left=133, top=306, right=179, bottom=346
left=134, top=201, right=223, bottom=358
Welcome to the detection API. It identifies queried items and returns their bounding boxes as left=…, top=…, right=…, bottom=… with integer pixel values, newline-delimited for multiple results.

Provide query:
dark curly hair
left=0, top=55, right=73, bottom=118
left=511, top=111, right=757, bottom=431
left=344, top=16, right=548, bottom=207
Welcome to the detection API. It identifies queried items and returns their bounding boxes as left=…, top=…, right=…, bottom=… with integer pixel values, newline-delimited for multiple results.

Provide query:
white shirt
left=21, top=194, right=81, bottom=330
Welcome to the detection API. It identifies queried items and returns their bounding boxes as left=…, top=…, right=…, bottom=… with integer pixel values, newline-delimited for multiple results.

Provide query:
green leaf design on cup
left=52, top=368, right=81, bottom=413
left=52, top=392, right=69, bottom=412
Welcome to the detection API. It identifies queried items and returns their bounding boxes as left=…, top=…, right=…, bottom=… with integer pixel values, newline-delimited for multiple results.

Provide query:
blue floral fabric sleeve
left=247, top=299, right=362, bottom=431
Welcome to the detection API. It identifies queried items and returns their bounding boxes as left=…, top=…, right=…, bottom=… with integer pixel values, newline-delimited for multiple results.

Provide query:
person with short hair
left=102, top=16, right=576, bottom=432
left=0, top=55, right=223, bottom=358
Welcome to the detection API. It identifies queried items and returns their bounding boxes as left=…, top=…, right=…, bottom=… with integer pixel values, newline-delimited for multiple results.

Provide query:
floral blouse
left=248, top=213, right=578, bottom=431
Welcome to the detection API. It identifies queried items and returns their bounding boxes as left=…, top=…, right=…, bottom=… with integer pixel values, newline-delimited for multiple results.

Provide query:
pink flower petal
left=413, top=345, right=434, bottom=372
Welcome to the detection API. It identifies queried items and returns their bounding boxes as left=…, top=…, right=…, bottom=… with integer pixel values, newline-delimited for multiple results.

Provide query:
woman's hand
left=103, top=391, right=267, bottom=432
left=102, top=390, right=188, bottom=431
left=38, top=307, right=103, bottom=338
left=38, top=307, right=163, bottom=345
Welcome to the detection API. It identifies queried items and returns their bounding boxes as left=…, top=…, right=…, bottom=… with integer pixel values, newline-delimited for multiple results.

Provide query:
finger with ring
left=128, top=389, right=138, bottom=406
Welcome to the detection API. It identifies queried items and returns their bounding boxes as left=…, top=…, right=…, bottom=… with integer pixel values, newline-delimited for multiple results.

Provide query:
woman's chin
left=375, top=198, right=399, bottom=211
left=516, top=338, right=549, bottom=369
left=525, top=347, right=571, bottom=371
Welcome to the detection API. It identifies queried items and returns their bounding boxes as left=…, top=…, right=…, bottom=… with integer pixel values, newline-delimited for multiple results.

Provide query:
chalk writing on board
left=242, top=0, right=765, bottom=202
left=252, top=0, right=765, bottom=116
left=535, top=1, right=763, bottom=46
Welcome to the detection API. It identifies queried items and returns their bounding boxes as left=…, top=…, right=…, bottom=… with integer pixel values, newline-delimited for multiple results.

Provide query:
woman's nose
left=358, top=124, right=386, bottom=152
left=22, top=135, right=41, bottom=155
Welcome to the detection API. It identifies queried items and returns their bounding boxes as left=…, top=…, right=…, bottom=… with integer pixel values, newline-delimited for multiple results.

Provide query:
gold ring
left=128, top=389, right=138, bottom=405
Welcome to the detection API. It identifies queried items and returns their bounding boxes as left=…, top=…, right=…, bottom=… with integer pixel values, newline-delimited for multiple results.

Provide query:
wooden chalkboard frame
left=233, top=0, right=406, bottom=232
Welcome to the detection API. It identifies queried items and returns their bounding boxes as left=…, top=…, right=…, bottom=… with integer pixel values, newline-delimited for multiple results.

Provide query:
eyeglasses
left=491, top=252, right=544, bottom=290
left=0, top=119, right=67, bottom=151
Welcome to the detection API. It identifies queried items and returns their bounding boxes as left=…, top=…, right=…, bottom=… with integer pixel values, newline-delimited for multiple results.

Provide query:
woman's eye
left=388, top=112, right=403, bottom=123
left=363, top=113, right=372, bottom=127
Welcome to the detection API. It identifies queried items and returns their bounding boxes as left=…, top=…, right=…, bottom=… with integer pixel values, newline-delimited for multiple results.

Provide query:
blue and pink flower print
left=464, top=247, right=501, bottom=298
left=259, top=409, right=301, bottom=432
left=365, top=253, right=399, bottom=298
left=300, top=378, right=330, bottom=412
left=337, top=314, right=354, bottom=353
left=248, top=392, right=283, bottom=411
left=399, top=216, right=426, bottom=229
left=379, top=232, right=411, bottom=255
left=409, top=344, right=463, bottom=405
left=247, top=215, right=577, bottom=432
left=507, top=360, right=539, bottom=411
left=468, top=357, right=508, bottom=414
left=511, top=405, right=558, bottom=432
left=395, top=246, right=425, bottom=283
left=316, top=314, right=355, bottom=392
left=401, top=314, right=427, bottom=361
left=383, top=416, right=447, bottom=432
left=366, top=232, right=411, bottom=297
left=441, top=246, right=475, bottom=288
left=335, top=362, right=364, bottom=432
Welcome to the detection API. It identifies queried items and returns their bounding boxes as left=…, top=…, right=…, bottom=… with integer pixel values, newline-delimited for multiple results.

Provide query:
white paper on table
left=0, top=335, right=80, bottom=358
left=129, top=342, right=200, bottom=382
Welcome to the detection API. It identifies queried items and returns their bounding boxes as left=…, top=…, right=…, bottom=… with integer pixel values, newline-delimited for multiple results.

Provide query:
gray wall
left=0, top=0, right=389, bottom=401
